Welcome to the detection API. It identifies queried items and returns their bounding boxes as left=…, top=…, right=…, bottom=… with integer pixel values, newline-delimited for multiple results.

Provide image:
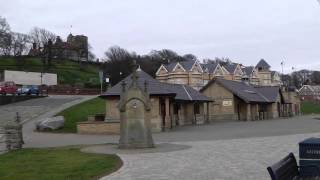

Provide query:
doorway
left=160, top=98, right=166, bottom=131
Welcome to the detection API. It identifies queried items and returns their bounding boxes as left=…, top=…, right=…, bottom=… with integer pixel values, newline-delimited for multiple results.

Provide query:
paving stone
left=102, top=133, right=320, bottom=180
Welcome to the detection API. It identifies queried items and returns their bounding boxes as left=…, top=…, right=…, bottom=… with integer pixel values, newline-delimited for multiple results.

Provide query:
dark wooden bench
left=267, top=153, right=320, bottom=180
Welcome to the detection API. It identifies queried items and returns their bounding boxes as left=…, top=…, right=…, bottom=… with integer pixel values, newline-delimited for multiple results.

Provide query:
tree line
left=0, top=16, right=95, bottom=61
left=101, top=46, right=196, bottom=85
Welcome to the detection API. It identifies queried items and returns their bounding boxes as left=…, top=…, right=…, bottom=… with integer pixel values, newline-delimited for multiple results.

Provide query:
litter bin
left=299, top=137, right=320, bottom=176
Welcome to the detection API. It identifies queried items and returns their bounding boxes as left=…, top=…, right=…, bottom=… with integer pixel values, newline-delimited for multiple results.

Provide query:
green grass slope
left=55, top=97, right=106, bottom=133
left=0, top=57, right=101, bottom=87
left=301, top=101, right=320, bottom=114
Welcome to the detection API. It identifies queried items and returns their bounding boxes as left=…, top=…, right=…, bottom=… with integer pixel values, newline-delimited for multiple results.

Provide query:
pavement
left=2, top=96, right=320, bottom=179
left=102, top=133, right=318, bottom=180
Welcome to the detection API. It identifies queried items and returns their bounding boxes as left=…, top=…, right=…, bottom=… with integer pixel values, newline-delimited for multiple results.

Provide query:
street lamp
left=105, top=75, right=111, bottom=90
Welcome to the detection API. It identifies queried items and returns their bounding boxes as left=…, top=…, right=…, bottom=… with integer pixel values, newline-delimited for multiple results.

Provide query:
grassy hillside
left=301, top=101, right=320, bottom=114
left=0, top=57, right=101, bottom=87
left=55, top=97, right=105, bottom=133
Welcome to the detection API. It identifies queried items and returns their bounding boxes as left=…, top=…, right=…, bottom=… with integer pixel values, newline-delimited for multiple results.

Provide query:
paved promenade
left=103, top=133, right=318, bottom=180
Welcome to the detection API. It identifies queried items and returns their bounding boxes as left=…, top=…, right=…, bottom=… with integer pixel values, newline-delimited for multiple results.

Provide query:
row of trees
left=0, top=16, right=96, bottom=61
left=101, top=46, right=232, bottom=85
left=0, top=16, right=57, bottom=56
left=283, top=70, right=320, bottom=89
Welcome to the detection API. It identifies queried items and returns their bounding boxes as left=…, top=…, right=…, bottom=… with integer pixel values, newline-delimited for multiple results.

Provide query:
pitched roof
left=180, top=59, right=196, bottom=71
left=222, top=63, right=238, bottom=73
left=101, top=69, right=210, bottom=102
left=164, top=59, right=196, bottom=72
left=201, top=63, right=219, bottom=73
left=164, top=62, right=178, bottom=72
left=256, top=59, right=271, bottom=69
left=200, top=78, right=281, bottom=103
left=254, top=86, right=281, bottom=102
left=243, top=66, right=254, bottom=76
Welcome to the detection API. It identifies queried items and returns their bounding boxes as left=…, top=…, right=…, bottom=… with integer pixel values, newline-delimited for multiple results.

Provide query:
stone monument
left=118, top=60, right=154, bottom=149
left=0, top=112, right=23, bottom=154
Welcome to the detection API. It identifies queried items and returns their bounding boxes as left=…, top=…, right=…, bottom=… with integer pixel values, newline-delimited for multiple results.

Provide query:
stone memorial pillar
left=118, top=60, right=154, bottom=149
left=0, top=113, right=23, bottom=154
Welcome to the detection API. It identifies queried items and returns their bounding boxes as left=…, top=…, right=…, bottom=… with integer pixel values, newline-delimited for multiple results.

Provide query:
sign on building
left=3, top=70, right=57, bottom=85
left=222, top=100, right=233, bottom=106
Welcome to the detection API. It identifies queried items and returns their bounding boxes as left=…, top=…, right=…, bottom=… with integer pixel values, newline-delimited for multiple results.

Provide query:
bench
left=267, top=153, right=320, bottom=180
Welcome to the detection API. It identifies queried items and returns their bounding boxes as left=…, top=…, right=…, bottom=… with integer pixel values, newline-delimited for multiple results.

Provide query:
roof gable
left=234, top=64, right=243, bottom=76
left=213, top=64, right=225, bottom=76
left=190, top=61, right=203, bottom=73
left=256, top=59, right=271, bottom=69
left=172, top=62, right=186, bottom=73
left=156, top=64, right=168, bottom=75
left=223, top=63, right=239, bottom=74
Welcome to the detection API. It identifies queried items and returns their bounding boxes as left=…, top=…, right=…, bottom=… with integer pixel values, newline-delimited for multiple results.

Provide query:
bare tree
left=11, top=32, right=31, bottom=56
left=183, top=54, right=197, bottom=61
left=29, top=27, right=56, bottom=46
left=87, top=43, right=96, bottom=61
left=149, top=49, right=180, bottom=63
left=0, top=16, right=12, bottom=55
left=311, top=71, right=320, bottom=85
left=104, top=46, right=132, bottom=62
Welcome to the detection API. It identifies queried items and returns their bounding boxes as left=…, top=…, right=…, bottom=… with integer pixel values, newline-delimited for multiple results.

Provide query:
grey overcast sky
left=1, top=0, right=320, bottom=73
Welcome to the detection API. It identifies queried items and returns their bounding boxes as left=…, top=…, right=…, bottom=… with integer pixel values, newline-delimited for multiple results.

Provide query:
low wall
left=0, top=122, right=23, bottom=154
left=77, top=121, right=120, bottom=135
left=0, top=95, right=46, bottom=106
left=208, top=114, right=238, bottom=122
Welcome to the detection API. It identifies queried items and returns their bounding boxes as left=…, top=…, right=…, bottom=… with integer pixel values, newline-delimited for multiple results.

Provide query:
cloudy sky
left=2, top=0, right=320, bottom=73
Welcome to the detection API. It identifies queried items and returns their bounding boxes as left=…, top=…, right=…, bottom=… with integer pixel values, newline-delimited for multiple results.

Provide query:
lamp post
left=105, top=75, right=111, bottom=90
left=280, top=61, right=285, bottom=86
left=99, top=71, right=103, bottom=94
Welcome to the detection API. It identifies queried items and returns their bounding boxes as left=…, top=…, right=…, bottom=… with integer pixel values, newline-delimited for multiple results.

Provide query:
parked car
left=0, top=81, right=17, bottom=95
left=17, top=85, right=39, bottom=95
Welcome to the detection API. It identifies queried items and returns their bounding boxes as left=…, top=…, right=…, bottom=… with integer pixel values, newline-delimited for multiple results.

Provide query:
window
left=174, top=104, right=180, bottom=114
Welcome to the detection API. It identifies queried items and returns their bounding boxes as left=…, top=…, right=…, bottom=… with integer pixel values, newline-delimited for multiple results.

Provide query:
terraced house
left=156, top=59, right=282, bottom=90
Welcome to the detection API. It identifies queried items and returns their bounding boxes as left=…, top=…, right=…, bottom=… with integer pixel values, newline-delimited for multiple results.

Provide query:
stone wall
left=77, top=121, right=120, bottom=134
left=0, top=127, right=7, bottom=154
left=202, top=82, right=235, bottom=122
left=0, top=95, right=45, bottom=106
left=0, top=121, right=23, bottom=154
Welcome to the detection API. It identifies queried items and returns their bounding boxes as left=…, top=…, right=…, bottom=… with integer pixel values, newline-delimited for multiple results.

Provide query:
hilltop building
left=28, top=33, right=88, bottom=61
left=156, top=59, right=282, bottom=90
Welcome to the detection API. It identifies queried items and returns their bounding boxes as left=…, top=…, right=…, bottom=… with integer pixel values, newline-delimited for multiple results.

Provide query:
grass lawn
left=0, top=147, right=121, bottom=180
left=0, top=57, right=100, bottom=87
left=301, top=101, right=320, bottom=114
left=55, top=97, right=106, bottom=133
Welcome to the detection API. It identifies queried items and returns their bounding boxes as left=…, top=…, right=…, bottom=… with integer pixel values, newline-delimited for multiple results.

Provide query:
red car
left=0, top=81, right=17, bottom=95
